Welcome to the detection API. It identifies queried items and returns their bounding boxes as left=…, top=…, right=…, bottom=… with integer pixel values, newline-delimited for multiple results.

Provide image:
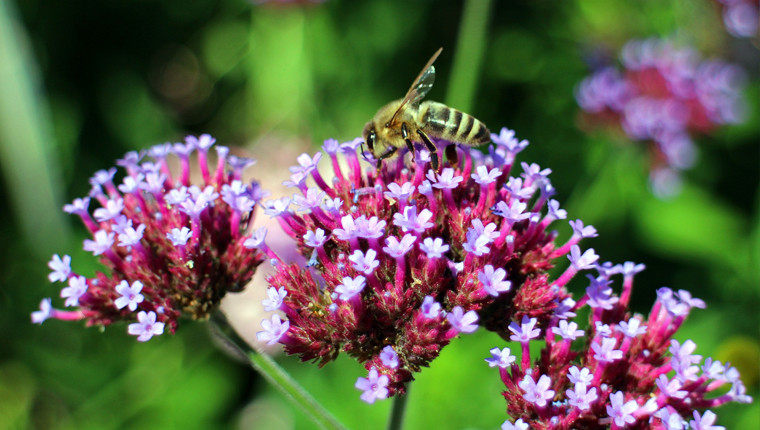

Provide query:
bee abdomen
left=421, top=102, right=490, bottom=145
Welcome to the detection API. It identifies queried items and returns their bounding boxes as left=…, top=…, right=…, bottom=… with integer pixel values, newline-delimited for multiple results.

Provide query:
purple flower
left=256, top=314, right=290, bottom=345
left=591, top=337, right=623, bottom=363
left=617, top=261, right=646, bottom=277
left=568, top=245, right=599, bottom=270
left=384, top=182, right=415, bottom=202
left=689, top=410, right=724, bottom=430
left=166, top=187, right=189, bottom=206
left=63, top=197, right=90, bottom=215
left=265, top=129, right=601, bottom=398
left=485, top=347, right=516, bottom=368
left=478, top=265, right=511, bottom=296
left=586, top=276, right=619, bottom=310
left=356, top=216, right=386, bottom=239
left=430, top=168, right=464, bottom=189
left=462, top=233, right=491, bottom=256
left=383, top=234, right=416, bottom=258
left=472, top=165, right=502, bottom=185
left=392, top=206, right=434, bottom=233
left=606, top=391, right=638, bottom=427
left=509, top=316, right=541, bottom=342
left=491, top=127, right=529, bottom=162
left=117, top=224, right=145, bottom=248
left=419, top=237, right=450, bottom=259
left=492, top=200, right=530, bottom=223
left=90, top=167, right=117, bottom=186
left=31, top=298, right=53, bottom=324
left=576, top=37, right=748, bottom=197
left=335, top=276, right=366, bottom=301
left=290, top=152, right=321, bottom=177
left=263, top=197, right=292, bottom=217
left=114, top=280, right=145, bottom=311
left=93, top=198, right=124, bottom=222
left=569, top=219, right=597, bottom=238
left=304, top=228, right=329, bottom=248
left=551, top=319, right=584, bottom=340
left=656, top=375, right=687, bottom=399
left=594, top=321, right=612, bottom=337
left=545, top=200, right=567, bottom=222
left=519, top=374, right=555, bottom=407
left=420, top=296, right=441, bottom=319
left=501, top=419, right=529, bottom=430
left=447, top=306, right=478, bottom=334
left=380, top=346, right=399, bottom=369
left=568, top=366, right=593, bottom=386
left=334, top=215, right=359, bottom=241
left=262, top=286, right=287, bottom=312
left=355, top=368, right=389, bottom=404
left=83, top=230, right=115, bottom=256
left=167, top=227, right=192, bottom=246
left=34, top=135, right=266, bottom=340
left=616, top=318, right=647, bottom=338
left=127, top=311, right=165, bottom=342
left=349, top=249, right=380, bottom=275
left=293, top=187, right=325, bottom=213
left=566, top=382, right=598, bottom=410
left=60, top=276, right=88, bottom=307
left=47, top=254, right=71, bottom=283
left=493, top=262, right=751, bottom=427
left=243, top=227, right=268, bottom=249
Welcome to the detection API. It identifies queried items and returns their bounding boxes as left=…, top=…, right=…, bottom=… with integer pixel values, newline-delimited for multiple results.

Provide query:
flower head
left=263, top=130, right=598, bottom=398
left=33, top=135, right=266, bottom=340
left=491, top=262, right=751, bottom=428
left=576, top=38, right=747, bottom=197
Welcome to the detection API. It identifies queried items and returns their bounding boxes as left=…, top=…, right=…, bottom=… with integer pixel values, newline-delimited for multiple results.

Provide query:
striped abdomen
left=419, top=101, right=491, bottom=145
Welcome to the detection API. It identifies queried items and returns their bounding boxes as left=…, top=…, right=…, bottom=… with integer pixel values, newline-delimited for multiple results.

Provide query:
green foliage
left=1, top=0, right=757, bottom=428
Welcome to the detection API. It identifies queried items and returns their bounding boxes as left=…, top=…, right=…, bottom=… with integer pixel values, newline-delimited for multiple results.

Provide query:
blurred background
left=0, top=0, right=757, bottom=429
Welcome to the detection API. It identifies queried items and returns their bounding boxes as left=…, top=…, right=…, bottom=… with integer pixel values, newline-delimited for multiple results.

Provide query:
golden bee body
left=362, top=48, right=491, bottom=170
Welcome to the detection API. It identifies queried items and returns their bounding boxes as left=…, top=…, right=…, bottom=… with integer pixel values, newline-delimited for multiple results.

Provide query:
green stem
left=0, top=0, right=70, bottom=256
left=445, top=0, right=494, bottom=112
left=386, top=383, right=410, bottom=430
left=210, top=311, right=347, bottom=430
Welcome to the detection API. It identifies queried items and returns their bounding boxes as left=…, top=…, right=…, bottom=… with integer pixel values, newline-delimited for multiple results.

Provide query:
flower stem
left=386, top=383, right=410, bottom=430
left=210, top=310, right=347, bottom=430
left=445, top=0, right=494, bottom=113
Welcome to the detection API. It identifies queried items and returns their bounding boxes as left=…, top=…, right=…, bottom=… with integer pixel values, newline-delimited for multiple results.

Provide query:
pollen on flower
left=261, top=128, right=601, bottom=398
left=34, top=135, right=267, bottom=341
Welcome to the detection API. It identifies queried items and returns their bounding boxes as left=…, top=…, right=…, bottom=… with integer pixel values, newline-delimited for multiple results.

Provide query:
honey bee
left=362, top=48, right=491, bottom=171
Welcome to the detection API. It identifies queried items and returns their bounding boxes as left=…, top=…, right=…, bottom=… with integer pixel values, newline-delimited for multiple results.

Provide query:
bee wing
left=387, top=47, right=442, bottom=126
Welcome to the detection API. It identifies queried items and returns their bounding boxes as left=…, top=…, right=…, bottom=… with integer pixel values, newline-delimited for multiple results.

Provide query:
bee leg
left=401, top=123, right=416, bottom=154
left=416, top=129, right=439, bottom=171
left=445, top=144, right=459, bottom=166
left=376, top=146, right=398, bottom=169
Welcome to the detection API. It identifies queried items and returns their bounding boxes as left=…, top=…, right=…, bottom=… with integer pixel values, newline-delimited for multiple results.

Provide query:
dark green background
left=1, top=0, right=757, bottom=429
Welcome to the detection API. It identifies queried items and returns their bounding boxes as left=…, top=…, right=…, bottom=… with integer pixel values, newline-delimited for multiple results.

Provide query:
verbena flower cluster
left=493, top=263, right=752, bottom=429
left=575, top=37, right=747, bottom=196
left=33, top=135, right=268, bottom=341
left=716, top=0, right=759, bottom=38
left=257, top=128, right=602, bottom=401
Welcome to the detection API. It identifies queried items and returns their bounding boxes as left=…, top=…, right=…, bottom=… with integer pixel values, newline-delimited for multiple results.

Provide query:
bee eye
left=367, top=130, right=376, bottom=151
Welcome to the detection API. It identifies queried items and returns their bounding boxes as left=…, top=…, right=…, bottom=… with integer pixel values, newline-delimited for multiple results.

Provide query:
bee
left=362, top=48, right=491, bottom=171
